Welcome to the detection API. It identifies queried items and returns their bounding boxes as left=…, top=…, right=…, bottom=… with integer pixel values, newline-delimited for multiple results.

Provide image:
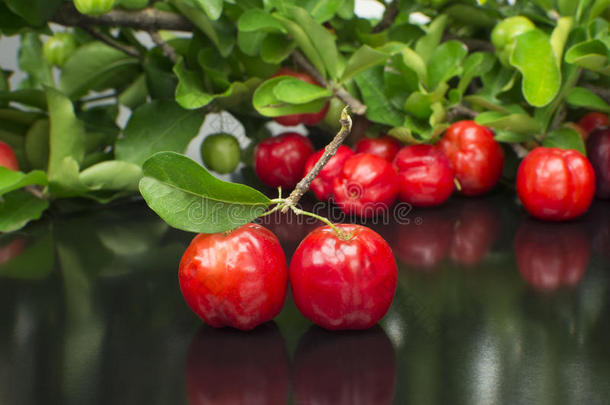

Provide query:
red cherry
left=186, top=324, right=290, bottom=405
left=303, top=145, right=354, bottom=201
left=293, top=326, right=396, bottom=405
left=392, top=145, right=454, bottom=207
left=254, top=132, right=314, bottom=189
left=577, top=112, right=609, bottom=135
left=354, top=135, right=401, bottom=162
left=438, top=120, right=504, bottom=196
left=272, top=68, right=330, bottom=127
left=586, top=127, right=610, bottom=199
left=0, top=141, right=19, bottom=171
left=333, top=153, right=399, bottom=218
left=289, top=224, right=397, bottom=330
left=514, top=220, right=589, bottom=291
left=449, top=199, right=500, bottom=265
left=516, top=147, right=595, bottom=221
left=178, top=223, right=288, bottom=331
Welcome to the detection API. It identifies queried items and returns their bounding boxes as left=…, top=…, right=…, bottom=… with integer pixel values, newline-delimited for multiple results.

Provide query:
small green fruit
left=74, top=0, right=118, bottom=16
left=491, top=16, right=535, bottom=66
left=201, top=133, right=241, bottom=174
left=43, top=33, right=78, bottom=67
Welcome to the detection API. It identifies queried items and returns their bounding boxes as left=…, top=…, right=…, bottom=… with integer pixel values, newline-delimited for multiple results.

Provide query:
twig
left=292, top=51, right=367, bottom=115
left=81, top=92, right=119, bottom=104
left=281, top=107, right=353, bottom=213
left=52, top=3, right=193, bottom=31
left=511, top=144, right=529, bottom=159
left=447, top=104, right=478, bottom=121
left=582, top=83, right=610, bottom=104
left=371, top=0, right=399, bottom=33
left=149, top=31, right=178, bottom=64
left=80, top=26, right=142, bottom=60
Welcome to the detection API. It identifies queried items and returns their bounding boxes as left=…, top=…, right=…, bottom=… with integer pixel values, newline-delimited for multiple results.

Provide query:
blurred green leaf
left=543, top=127, right=586, bottom=153
left=25, top=119, right=49, bottom=170
left=261, top=34, right=296, bottom=64
left=18, top=33, right=53, bottom=89
left=354, top=66, right=403, bottom=127
left=139, top=152, right=271, bottom=233
left=565, top=86, right=610, bottom=112
left=415, top=15, right=448, bottom=63
left=118, top=74, right=148, bottom=109
left=188, top=0, right=223, bottom=20
left=341, top=45, right=388, bottom=83
left=0, top=234, right=54, bottom=279
left=565, top=39, right=609, bottom=72
left=427, top=40, right=468, bottom=90
left=273, top=77, right=332, bottom=104
left=0, top=167, right=47, bottom=196
left=80, top=161, right=142, bottom=192
left=550, top=17, right=573, bottom=68
left=0, top=89, right=47, bottom=110
left=4, top=0, right=62, bottom=26
left=253, top=76, right=327, bottom=117
left=510, top=29, right=561, bottom=106
left=476, top=111, right=543, bottom=134
left=115, top=100, right=204, bottom=166
left=238, top=8, right=286, bottom=32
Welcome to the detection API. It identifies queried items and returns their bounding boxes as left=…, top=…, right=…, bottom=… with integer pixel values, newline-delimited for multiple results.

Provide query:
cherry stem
left=280, top=107, right=353, bottom=214
left=289, top=206, right=350, bottom=239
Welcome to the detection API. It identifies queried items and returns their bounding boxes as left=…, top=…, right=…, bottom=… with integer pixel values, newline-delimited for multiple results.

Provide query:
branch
left=80, top=26, right=142, bottom=60
left=51, top=3, right=193, bottom=31
left=292, top=51, right=367, bottom=115
left=371, top=0, right=400, bottom=33
left=281, top=107, right=353, bottom=213
left=149, top=31, right=178, bottom=64
left=443, top=34, right=495, bottom=53
left=447, top=104, right=478, bottom=121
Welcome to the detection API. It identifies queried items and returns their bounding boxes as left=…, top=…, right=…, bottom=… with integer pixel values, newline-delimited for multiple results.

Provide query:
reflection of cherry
left=514, top=220, right=590, bottom=291
left=185, top=324, right=290, bottom=405
left=0, top=239, right=26, bottom=265
left=294, top=326, right=396, bottom=405
left=450, top=199, right=501, bottom=265
left=391, top=209, right=453, bottom=270
left=586, top=203, right=610, bottom=258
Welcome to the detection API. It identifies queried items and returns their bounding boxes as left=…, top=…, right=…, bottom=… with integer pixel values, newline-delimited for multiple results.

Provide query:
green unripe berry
left=201, top=133, right=241, bottom=174
left=491, top=16, right=536, bottom=66
left=118, top=0, right=149, bottom=10
left=74, top=0, right=118, bottom=16
left=43, top=33, right=78, bottom=67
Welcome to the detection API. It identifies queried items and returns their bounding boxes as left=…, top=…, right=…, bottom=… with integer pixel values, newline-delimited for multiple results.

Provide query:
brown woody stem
left=80, top=26, right=142, bottom=60
left=281, top=107, right=353, bottom=214
left=149, top=31, right=178, bottom=63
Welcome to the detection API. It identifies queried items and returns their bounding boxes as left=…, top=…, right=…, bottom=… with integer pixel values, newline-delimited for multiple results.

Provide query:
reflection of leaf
left=139, top=152, right=271, bottom=233
left=0, top=234, right=54, bottom=279
left=0, top=190, right=49, bottom=232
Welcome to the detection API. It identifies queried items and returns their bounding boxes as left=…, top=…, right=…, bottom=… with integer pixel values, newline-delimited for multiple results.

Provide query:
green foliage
left=0, top=0, right=608, bottom=231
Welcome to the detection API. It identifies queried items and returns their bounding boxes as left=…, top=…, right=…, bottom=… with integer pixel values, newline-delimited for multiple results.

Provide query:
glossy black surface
left=0, top=191, right=609, bottom=404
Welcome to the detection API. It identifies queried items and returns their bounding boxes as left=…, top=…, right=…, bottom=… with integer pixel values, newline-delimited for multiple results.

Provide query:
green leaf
left=0, top=168, right=47, bottom=196
left=18, top=33, right=53, bottom=89
left=238, top=8, right=286, bottom=32
left=494, top=130, right=535, bottom=143
left=237, top=30, right=266, bottom=56
left=80, top=161, right=142, bottom=192
left=118, top=74, right=148, bottom=110
left=453, top=52, right=495, bottom=100
left=189, top=0, right=223, bottom=20
left=304, top=0, right=344, bottom=23
left=0, top=190, right=48, bottom=232
left=115, top=100, right=204, bottom=166
left=60, top=42, right=140, bottom=99
left=400, top=47, right=428, bottom=87
left=565, top=39, right=608, bottom=71
left=405, top=92, right=434, bottom=120
left=261, top=34, right=296, bottom=64
left=565, top=87, right=610, bottom=113
left=46, top=87, right=85, bottom=187
left=341, top=45, right=388, bottom=83
left=550, top=17, right=573, bottom=68
left=253, top=76, right=328, bottom=117
left=427, top=40, right=468, bottom=90
left=543, top=128, right=586, bottom=154
left=510, top=29, right=561, bottom=107
left=0, top=89, right=47, bottom=110
left=25, top=119, right=49, bottom=170
left=354, top=66, right=404, bottom=127
left=4, top=0, right=62, bottom=26
left=476, top=111, right=543, bottom=134
left=415, top=15, right=448, bottom=63
left=273, top=77, right=332, bottom=104
left=139, top=152, right=271, bottom=233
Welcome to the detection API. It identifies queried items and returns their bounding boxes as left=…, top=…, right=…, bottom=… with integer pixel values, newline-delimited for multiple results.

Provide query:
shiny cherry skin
left=516, top=147, right=596, bottom=221
left=303, top=145, right=354, bottom=201
left=272, top=68, right=330, bottom=126
left=586, top=127, right=610, bottom=199
left=438, top=120, right=504, bottom=196
left=0, top=141, right=19, bottom=171
left=178, top=223, right=288, bottom=331
left=393, top=145, right=455, bottom=207
left=333, top=153, right=399, bottom=218
left=294, top=326, right=396, bottom=405
left=514, top=220, right=589, bottom=291
left=289, top=224, right=397, bottom=330
left=354, top=135, right=401, bottom=162
left=186, top=324, right=290, bottom=405
left=578, top=112, right=608, bottom=135
left=254, top=132, right=314, bottom=189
